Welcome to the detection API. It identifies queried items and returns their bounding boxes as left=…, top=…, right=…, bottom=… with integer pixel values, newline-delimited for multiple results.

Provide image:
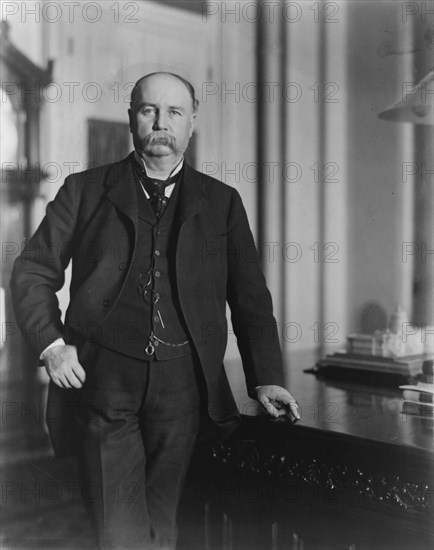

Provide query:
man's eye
left=170, top=110, right=181, bottom=116
left=142, top=107, right=155, bottom=115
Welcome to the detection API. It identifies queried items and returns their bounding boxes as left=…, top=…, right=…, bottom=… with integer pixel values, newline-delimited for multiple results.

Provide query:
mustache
left=142, top=132, right=176, bottom=149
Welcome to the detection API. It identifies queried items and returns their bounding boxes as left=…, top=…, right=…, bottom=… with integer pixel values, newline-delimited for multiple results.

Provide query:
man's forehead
left=135, top=75, right=191, bottom=104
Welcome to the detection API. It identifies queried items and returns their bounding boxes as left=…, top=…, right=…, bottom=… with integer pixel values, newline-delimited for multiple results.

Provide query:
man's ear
left=128, top=109, right=133, bottom=132
left=189, top=113, right=196, bottom=137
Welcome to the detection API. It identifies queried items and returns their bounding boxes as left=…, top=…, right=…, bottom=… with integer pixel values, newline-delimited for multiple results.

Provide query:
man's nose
left=153, top=111, right=168, bottom=130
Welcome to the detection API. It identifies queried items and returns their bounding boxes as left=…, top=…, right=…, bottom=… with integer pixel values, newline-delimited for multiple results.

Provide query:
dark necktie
left=134, top=162, right=179, bottom=218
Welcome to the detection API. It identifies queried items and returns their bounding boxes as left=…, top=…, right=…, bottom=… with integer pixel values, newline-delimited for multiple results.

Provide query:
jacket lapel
left=176, top=163, right=208, bottom=224
left=105, top=153, right=155, bottom=226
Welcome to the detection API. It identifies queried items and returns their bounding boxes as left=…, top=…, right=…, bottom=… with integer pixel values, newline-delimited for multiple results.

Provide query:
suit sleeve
left=225, top=189, right=284, bottom=397
left=10, top=175, right=79, bottom=358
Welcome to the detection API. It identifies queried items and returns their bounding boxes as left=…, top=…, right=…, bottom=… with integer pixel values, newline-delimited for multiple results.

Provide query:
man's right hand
left=43, top=345, right=86, bottom=389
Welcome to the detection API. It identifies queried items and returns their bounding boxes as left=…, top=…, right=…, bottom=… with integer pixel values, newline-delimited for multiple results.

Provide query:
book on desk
left=399, top=360, right=434, bottom=417
left=314, top=351, right=434, bottom=418
left=313, top=351, right=434, bottom=411
left=314, top=351, right=428, bottom=378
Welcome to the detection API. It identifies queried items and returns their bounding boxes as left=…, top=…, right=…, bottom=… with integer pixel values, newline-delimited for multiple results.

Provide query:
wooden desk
left=178, top=367, right=434, bottom=550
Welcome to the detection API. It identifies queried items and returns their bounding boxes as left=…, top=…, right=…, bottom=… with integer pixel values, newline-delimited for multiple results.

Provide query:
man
left=11, top=72, right=299, bottom=550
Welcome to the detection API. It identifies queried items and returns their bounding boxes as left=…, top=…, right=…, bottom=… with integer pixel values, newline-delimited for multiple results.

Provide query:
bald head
left=130, top=72, right=199, bottom=113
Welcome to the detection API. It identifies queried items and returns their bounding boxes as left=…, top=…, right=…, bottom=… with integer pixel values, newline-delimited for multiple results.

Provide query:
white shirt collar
left=134, top=152, right=183, bottom=199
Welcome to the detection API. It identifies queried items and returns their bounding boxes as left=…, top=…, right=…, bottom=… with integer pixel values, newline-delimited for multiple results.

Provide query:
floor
left=1, top=456, right=96, bottom=549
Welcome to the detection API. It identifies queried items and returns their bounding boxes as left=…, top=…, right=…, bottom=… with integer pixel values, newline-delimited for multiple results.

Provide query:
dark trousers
left=75, top=341, right=203, bottom=550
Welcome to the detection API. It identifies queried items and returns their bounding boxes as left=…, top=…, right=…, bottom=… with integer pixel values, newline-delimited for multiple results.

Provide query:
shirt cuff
left=40, top=338, right=66, bottom=360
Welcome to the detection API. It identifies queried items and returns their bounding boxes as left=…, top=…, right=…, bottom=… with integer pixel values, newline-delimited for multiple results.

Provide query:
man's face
left=128, top=74, right=196, bottom=160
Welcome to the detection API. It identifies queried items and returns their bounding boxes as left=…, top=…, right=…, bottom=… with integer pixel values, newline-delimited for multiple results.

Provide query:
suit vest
left=97, top=169, right=192, bottom=360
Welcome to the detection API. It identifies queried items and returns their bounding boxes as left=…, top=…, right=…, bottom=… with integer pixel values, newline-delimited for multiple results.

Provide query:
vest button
left=155, top=270, right=161, bottom=277
left=154, top=250, right=160, bottom=256
left=154, top=315, right=160, bottom=323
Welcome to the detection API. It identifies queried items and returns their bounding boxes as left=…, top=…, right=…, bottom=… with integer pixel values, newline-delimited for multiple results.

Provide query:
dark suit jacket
left=11, top=153, right=284, bottom=454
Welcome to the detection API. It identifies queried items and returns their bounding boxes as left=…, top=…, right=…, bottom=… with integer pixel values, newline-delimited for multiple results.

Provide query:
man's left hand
left=256, top=385, right=300, bottom=420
